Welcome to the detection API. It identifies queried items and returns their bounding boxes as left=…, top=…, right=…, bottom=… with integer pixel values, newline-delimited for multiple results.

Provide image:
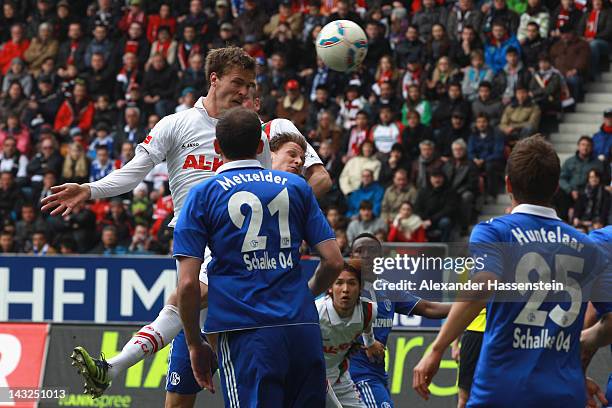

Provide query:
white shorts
left=175, top=246, right=211, bottom=285
left=327, top=371, right=366, bottom=408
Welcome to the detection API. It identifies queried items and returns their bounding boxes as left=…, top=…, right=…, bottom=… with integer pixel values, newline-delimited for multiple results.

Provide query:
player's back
left=468, top=205, right=609, bottom=407
left=179, top=162, right=332, bottom=334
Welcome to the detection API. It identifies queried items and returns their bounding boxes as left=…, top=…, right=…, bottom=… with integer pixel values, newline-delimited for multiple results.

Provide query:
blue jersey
left=173, top=160, right=335, bottom=333
left=468, top=204, right=611, bottom=407
left=349, top=280, right=420, bottom=383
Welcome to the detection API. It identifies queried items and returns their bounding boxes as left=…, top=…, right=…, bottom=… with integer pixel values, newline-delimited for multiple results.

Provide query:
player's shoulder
left=469, top=216, right=513, bottom=243
left=315, top=295, right=330, bottom=315
left=157, top=107, right=203, bottom=131
left=589, top=226, right=612, bottom=243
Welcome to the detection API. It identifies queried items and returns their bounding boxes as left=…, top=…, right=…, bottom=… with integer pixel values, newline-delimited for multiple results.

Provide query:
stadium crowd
left=0, top=0, right=610, bottom=256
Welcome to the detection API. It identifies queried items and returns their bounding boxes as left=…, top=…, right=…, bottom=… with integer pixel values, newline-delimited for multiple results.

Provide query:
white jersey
left=316, top=296, right=377, bottom=383
left=262, top=118, right=323, bottom=173
left=138, top=97, right=272, bottom=227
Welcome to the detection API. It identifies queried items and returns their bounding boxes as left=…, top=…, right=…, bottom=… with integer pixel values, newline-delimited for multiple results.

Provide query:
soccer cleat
left=70, top=347, right=111, bottom=398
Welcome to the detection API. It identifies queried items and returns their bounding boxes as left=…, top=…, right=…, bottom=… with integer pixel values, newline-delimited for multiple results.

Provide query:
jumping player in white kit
left=40, top=47, right=331, bottom=406
left=317, top=259, right=386, bottom=408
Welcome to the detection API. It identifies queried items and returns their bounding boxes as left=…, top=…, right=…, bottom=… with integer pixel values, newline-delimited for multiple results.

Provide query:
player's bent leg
left=355, top=378, right=393, bottom=408
left=457, top=330, right=483, bottom=408
left=165, top=392, right=197, bottom=408
left=331, top=372, right=367, bottom=408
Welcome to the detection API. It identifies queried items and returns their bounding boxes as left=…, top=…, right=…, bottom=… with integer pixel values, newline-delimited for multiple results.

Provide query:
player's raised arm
left=305, top=162, right=332, bottom=198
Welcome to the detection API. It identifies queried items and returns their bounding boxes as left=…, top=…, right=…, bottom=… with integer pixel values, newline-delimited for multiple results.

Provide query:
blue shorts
left=217, top=324, right=326, bottom=408
left=606, top=373, right=612, bottom=408
left=165, top=330, right=208, bottom=395
left=355, top=377, right=393, bottom=408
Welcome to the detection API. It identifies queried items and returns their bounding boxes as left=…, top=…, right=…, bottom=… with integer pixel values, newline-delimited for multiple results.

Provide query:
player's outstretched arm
left=306, top=164, right=332, bottom=199
left=413, top=271, right=497, bottom=400
left=309, top=240, right=343, bottom=296
left=412, top=300, right=452, bottom=319
left=41, top=151, right=155, bottom=216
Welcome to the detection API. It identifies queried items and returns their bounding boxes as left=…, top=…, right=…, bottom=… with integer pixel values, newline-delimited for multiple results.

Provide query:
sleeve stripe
left=173, top=254, right=204, bottom=260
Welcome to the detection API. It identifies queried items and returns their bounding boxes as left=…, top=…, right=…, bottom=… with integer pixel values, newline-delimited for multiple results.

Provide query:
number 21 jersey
left=468, top=204, right=610, bottom=407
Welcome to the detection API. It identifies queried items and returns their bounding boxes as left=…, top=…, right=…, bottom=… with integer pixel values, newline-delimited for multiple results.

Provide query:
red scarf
left=585, top=10, right=600, bottom=39
left=556, top=8, right=570, bottom=28
left=154, top=40, right=171, bottom=58
left=124, top=39, right=139, bottom=55
left=603, top=124, right=612, bottom=133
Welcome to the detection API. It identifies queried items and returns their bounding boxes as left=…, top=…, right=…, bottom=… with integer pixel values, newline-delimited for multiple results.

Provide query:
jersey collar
left=325, top=296, right=363, bottom=325
left=511, top=204, right=560, bottom=220
left=216, top=159, right=263, bottom=174
left=194, top=97, right=218, bottom=124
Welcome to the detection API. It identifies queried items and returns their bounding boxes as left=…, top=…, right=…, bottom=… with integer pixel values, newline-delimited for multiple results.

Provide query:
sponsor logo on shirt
left=143, top=135, right=153, bottom=144
left=182, top=155, right=223, bottom=171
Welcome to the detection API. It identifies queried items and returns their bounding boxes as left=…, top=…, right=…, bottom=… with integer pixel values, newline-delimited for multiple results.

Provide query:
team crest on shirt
left=382, top=402, right=391, bottom=408
left=169, top=372, right=180, bottom=385
left=384, top=299, right=392, bottom=312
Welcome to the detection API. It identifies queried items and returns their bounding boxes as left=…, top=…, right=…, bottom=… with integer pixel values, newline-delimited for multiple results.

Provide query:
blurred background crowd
left=0, top=0, right=610, bottom=256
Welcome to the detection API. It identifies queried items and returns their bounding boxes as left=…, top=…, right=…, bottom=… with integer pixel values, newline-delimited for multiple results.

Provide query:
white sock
left=107, top=304, right=183, bottom=379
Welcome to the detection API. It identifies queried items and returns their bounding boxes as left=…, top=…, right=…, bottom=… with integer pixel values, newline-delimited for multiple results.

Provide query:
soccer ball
left=316, top=20, right=368, bottom=72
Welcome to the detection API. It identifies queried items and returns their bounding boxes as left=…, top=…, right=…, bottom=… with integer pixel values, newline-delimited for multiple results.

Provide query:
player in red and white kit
left=40, top=47, right=331, bottom=404
left=317, top=260, right=385, bottom=408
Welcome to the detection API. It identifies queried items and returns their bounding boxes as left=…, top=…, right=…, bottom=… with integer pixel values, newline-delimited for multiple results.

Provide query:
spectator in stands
left=118, top=21, right=149, bottom=73
left=432, top=82, right=470, bottom=129
left=402, top=110, right=433, bottom=161
left=413, top=0, right=448, bottom=42
left=493, top=47, right=531, bottom=106
left=85, top=24, right=113, bottom=70
left=346, top=200, right=388, bottom=243
left=450, top=25, right=482, bottom=70
left=234, top=0, right=268, bottom=42
left=326, top=206, right=348, bottom=231
left=2, top=58, right=33, bottom=97
left=101, top=198, right=134, bottom=246
left=551, top=0, right=583, bottom=40
left=412, top=139, right=444, bottom=189
left=0, top=137, right=28, bottom=184
left=53, top=81, right=94, bottom=139
left=401, top=55, right=427, bottom=99
left=327, top=0, right=363, bottom=27
left=91, top=225, right=127, bottom=255
left=307, top=85, right=339, bottom=132
left=0, top=82, right=28, bottom=124
left=310, top=110, right=342, bottom=153
left=176, top=53, right=206, bottom=98
left=142, top=53, right=177, bottom=118
left=338, top=84, right=370, bottom=131
left=81, top=52, right=115, bottom=100
left=462, top=50, right=494, bottom=102
left=438, top=110, right=471, bottom=159
left=340, top=140, right=381, bottom=195
left=414, top=169, right=455, bottom=242
left=128, top=223, right=154, bottom=254
left=147, top=26, right=177, bottom=68
left=58, top=236, right=77, bottom=254
left=443, top=138, right=479, bottom=235
left=317, top=140, right=343, bottom=182
left=578, top=0, right=612, bottom=81
left=446, top=0, right=483, bottom=41
left=118, top=0, right=146, bottom=35
left=344, top=110, right=371, bottom=162
left=363, top=20, right=392, bottom=72
left=573, top=168, right=610, bottom=229
left=395, top=25, right=425, bottom=68
left=0, top=230, right=19, bottom=253
left=521, top=22, right=549, bottom=70
left=469, top=113, right=506, bottom=199
left=346, top=169, right=385, bottom=218
left=89, top=145, right=113, bottom=182
left=482, top=0, right=520, bottom=37
left=402, top=84, right=432, bottom=127
left=302, top=1, right=325, bottom=43
left=593, top=109, right=612, bottom=162
left=276, top=79, right=309, bottom=132
left=549, top=24, right=590, bottom=99
left=36, top=169, right=57, bottom=207
left=557, top=136, right=603, bottom=220
left=57, top=23, right=87, bottom=73
left=131, top=182, right=152, bottom=225
left=23, top=22, right=58, bottom=76
left=486, top=21, right=522, bottom=76
left=0, top=171, right=23, bottom=222
left=517, top=0, right=550, bottom=43
left=529, top=54, right=562, bottom=113
left=264, top=1, right=303, bottom=39
left=499, top=85, right=541, bottom=141
left=113, top=106, right=145, bottom=157
left=0, top=113, right=31, bottom=156
left=0, top=24, right=30, bottom=75
left=472, top=81, right=504, bottom=127
left=381, top=168, right=418, bottom=223
left=24, top=75, right=61, bottom=131
left=115, top=52, right=142, bottom=109
left=425, top=24, right=452, bottom=67
left=387, top=201, right=427, bottom=242
left=378, top=143, right=411, bottom=187
left=61, top=142, right=89, bottom=184
left=303, top=56, right=343, bottom=102
left=91, top=95, right=117, bottom=132
left=370, top=105, right=403, bottom=157
left=27, top=136, right=63, bottom=191
left=147, top=3, right=176, bottom=44
left=15, top=203, right=47, bottom=251
left=30, top=230, right=56, bottom=255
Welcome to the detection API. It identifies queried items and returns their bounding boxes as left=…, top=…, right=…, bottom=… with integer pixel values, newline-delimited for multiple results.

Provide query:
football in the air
left=316, top=20, right=368, bottom=72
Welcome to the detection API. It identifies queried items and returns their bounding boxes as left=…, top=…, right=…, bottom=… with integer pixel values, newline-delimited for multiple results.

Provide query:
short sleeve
left=173, top=188, right=209, bottom=260
left=469, top=222, right=504, bottom=278
left=268, top=118, right=323, bottom=170
left=137, top=115, right=175, bottom=164
left=304, top=141, right=323, bottom=170
left=302, top=181, right=335, bottom=246
left=395, top=292, right=421, bottom=315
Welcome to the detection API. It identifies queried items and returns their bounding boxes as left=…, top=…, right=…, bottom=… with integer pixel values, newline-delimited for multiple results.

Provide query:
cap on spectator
left=96, top=123, right=110, bottom=133
left=220, top=22, right=233, bottom=31
left=349, top=78, right=362, bottom=87
left=346, top=83, right=360, bottom=93
left=70, top=127, right=82, bottom=138
left=285, top=79, right=299, bottom=91
left=216, top=0, right=228, bottom=6
left=280, top=0, right=292, bottom=6
left=11, top=57, right=24, bottom=66
left=130, top=0, right=142, bottom=6
left=359, top=200, right=373, bottom=210
left=244, top=34, right=257, bottom=43
left=604, top=109, right=612, bottom=118
left=57, top=0, right=70, bottom=8
left=181, top=87, right=196, bottom=97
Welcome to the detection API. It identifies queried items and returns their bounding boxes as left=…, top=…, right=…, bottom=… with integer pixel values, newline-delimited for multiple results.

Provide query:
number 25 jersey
left=173, top=160, right=335, bottom=334
left=468, top=204, right=611, bottom=408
